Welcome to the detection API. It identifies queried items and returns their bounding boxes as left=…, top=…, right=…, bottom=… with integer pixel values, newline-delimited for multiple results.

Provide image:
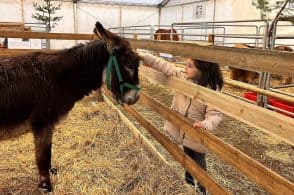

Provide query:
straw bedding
left=0, top=94, right=195, bottom=194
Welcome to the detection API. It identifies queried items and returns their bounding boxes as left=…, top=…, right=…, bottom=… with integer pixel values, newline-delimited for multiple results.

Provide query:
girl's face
left=184, top=58, right=200, bottom=80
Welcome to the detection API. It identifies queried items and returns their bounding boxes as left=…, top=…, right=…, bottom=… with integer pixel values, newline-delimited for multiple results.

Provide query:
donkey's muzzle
left=123, top=88, right=140, bottom=105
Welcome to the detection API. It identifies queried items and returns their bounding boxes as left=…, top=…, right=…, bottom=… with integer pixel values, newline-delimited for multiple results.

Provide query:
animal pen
left=0, top=22, right=293, bottom=194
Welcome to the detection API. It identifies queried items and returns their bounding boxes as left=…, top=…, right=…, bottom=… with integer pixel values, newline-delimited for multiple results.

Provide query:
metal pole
left=257, top=21, right=270, bottom=106
left=212, top=0, right=216, bottom=34
left=262, top=20, right=281, bottom=108
left=150, top=25, right=154, bottom=39
left=73, top=0, right=78, bottom=44
left=20, top=0, right=25, bottom=24
left=158, top=7, right=161, bottom=28
left=119, top=6, right=122, bottom=36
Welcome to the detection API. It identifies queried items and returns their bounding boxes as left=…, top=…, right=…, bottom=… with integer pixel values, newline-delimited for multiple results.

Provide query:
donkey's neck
left=67, top=40, right=110, bottom=94
left=79, top=41, right=109, bottom=68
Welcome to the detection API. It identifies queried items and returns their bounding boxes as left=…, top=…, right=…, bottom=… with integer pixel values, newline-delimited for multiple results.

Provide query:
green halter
left=106, top=54, right=141, bottom=101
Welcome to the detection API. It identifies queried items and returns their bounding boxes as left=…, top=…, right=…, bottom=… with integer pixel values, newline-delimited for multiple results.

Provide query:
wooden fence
left=104, top=90, right=294, bottom=195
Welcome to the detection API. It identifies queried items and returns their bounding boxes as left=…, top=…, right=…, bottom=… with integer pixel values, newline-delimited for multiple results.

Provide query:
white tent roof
left=77, top=0, right=167, bottom=6
left=97, top=0, right=163, bottom=4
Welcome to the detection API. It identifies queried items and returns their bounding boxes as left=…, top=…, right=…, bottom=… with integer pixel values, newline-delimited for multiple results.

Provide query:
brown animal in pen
left=154, top=28, right=180, bottom=41
left=271, top=45, right=293, bottom=85
left=229, top=43, right=293, bottom=85
left=153, top=29, right=180, bottom=61
left=229, top=43, right=259, bottom=83
left=0, top=21, right=140, bottom=192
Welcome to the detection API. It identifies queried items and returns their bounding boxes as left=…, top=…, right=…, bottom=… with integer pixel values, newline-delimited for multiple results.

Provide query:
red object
left=244, top=92, right=257, bottom=102
left=244, top=92, right=294, bottom=117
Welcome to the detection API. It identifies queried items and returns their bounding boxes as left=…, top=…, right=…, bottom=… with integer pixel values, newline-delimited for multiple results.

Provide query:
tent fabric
left=79, top=0, right=164, bottom=5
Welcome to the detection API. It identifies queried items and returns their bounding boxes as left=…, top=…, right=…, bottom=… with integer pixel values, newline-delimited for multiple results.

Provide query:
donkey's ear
left=94, top=21, right=110, bottom=40
left=94, top=21, right=115, bottom=54
left=93, top=29, right=102, bottom=40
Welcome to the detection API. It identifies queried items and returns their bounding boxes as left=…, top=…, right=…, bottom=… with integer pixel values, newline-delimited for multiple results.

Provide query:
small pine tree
left=32, top=0, right=63, bottom=32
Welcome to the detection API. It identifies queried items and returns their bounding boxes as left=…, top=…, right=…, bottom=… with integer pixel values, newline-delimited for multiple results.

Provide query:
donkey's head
left=94, top=21, right=140, bottom=105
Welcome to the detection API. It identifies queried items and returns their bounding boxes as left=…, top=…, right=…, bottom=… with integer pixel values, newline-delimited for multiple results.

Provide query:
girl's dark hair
left=192, top=59, right=223, bottom=90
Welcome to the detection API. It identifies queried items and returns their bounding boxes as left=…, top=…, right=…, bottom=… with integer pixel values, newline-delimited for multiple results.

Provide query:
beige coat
left=141, top=53, right=223, bottom=153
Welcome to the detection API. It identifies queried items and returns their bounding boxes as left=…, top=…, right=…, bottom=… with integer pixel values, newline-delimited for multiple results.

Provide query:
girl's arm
left=139, top=52, right=183, bottom=77
left=198, top=107, right=223, bottom=131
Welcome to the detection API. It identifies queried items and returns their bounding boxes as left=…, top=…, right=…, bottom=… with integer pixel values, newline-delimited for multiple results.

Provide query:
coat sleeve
left=140, top=53, right=183, bottom=78
left=200, top=106, right=223, bottom=131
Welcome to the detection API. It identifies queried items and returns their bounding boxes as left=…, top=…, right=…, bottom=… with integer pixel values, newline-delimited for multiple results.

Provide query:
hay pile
left=0, top=95, right=195, bottom=194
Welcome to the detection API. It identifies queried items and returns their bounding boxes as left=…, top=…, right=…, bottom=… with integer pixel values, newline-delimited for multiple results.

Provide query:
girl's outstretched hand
left=137, top=52, right=146, bottom=60
left=137, top=52, right=150, bottom=67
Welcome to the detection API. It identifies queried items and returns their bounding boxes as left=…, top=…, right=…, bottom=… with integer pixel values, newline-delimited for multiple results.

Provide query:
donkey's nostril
left=123, top=89, right=140, bottom=105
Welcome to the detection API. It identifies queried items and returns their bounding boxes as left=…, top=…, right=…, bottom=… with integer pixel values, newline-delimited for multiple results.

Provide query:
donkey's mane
left=0, top=40, right=107, bottom=83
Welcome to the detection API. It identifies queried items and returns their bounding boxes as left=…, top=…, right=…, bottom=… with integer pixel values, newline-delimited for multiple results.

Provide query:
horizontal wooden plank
left=140, top=66, right=294, bottom=145
left=0, top=31, right=94, bottom=40
left=0, top=49, right=55, bottom=55
left=130, top=39, right=294, bottom=76
left=139, top=92, right=294, bottom=195
left=0, top=23, right=23, bottom=27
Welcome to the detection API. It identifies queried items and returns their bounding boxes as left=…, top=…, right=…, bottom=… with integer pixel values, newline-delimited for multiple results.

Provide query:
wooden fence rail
left=129, top=39, right=294, bottom=76
left=0, top=49, right=56, bottom=55
left=0, top=31, right=293, bottom=75
left=0, top=31, right=93, bottom=40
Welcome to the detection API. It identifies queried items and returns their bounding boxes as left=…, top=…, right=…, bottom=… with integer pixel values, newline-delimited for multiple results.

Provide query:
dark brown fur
left=0, top=21, right=140, bottom=191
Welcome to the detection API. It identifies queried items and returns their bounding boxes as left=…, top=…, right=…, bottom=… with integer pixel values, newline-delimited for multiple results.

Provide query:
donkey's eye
left=126, top=64, right=134, bottom=70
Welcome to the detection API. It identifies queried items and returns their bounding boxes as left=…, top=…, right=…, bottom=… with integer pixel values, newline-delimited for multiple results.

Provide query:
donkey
left=0, top=21, right=140, bottom=192
left=230, top=43, right=293, bottom=84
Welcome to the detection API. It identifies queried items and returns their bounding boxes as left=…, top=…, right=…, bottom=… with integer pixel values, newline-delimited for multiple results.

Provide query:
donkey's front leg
left=32, top=124, right=54, bottom=192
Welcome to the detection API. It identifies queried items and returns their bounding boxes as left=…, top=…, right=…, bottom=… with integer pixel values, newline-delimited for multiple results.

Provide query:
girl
left=139, top=52, right=224, bottom=195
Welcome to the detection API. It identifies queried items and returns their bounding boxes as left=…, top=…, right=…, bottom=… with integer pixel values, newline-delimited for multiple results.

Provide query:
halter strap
left=106, top=54, right=140, bottom=101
